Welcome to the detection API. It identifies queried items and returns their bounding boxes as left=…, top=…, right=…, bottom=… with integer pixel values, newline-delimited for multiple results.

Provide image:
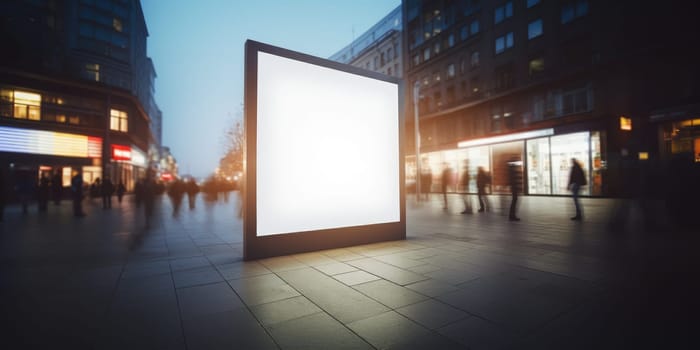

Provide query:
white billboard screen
left=256, top=51, right=400, bottom=236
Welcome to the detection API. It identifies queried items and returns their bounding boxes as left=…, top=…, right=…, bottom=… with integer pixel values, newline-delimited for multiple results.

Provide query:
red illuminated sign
left=161, top=173, right=173, bottom=181
left=112, top=144, right=132, bottom=161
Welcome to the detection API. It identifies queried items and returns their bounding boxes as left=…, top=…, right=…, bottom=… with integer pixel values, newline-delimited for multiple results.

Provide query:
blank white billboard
left=256, top=51, right=400, bottom=236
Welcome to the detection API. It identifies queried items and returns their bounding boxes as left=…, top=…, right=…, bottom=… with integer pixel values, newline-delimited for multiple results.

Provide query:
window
left=448, top=33, right=455, bottom=47
left=526, top=0, right=540, bottom=8
left=470, top=20, right=480, bottom=35
left=433, top=71, right=441, bottom=84
left=528, top=19, right=543, bottom=39
left=424, top=47, right=431, bottom=61
left=471, top=76, right=481, bottom=94
left=422, top=76, right=430, bottom=86
left=387, top=47, right=394, bottom=61
left=380, top=52, right=386, bottom=66
left=85, top=63, right=100, bottom=82
left=495, top=32, right=514, bottom=54
left=447, top=63, right=456, bottom=78
left=434, top=42, right=441, bottom=55
left=471, top=51, right=480, bottom=68
left=562, top=0, right=589, bottom=24
left=494, top=1, right=513, bottom=24
left=387, top=67, right=393, bottom=76
left=12, top=91, right=41, bottom=120
left=110, top=108, right=128, bottom=132
left=374, top=56, right=380, bottom=69
left=494, top=65, right=514, bottom=91
left=460, top=25, right=468, bottom=40
left=112, top=18, right=122, bottom=32
left=413, top=54, right=420, bottom=67
left=529, top=57, right=545, bottom=75
left=460, top=57, right=467, bottom=74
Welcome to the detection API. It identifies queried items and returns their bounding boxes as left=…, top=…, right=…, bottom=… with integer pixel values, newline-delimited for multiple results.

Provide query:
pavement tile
left=314, top=262, right=358, bottom=276
left=217, top=260, right=271, bottom=280
left=277, top=267, right=389, bottom=324
left=182, top=309, right=277, bottom=350
left=333, top=270, right=381, bottom=286
left=437, top=316, right=518, bottom=350
left=267, top=312, right=372, bottom=350
left=228, top=273, right=300, bottom=306
left=250, top=295, right=322, bottom=326
left=176, top=281, right=245, bottom=319
left=172, top=265, right=224, bottom=288
left=353, top=279, right=428, bottom=309
left=347, top=311, right=463, bottom=350
left=396, top=299, right=469, bottom=329
left=405, top=279, right=459, bottom=297
left=347, top=258, right=428, bottom=285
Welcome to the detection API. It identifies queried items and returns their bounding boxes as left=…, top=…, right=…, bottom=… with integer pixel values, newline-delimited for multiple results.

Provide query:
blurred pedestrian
left=90, top=178, right=101, bottom=199
left=116, top=181, right=126, bottom=204
left=441, top=162, right=453, bottom=210
left=186, top=178, right=199, bottom=209
left=37, top=174, right=50, bottom=212
left=134, top=179, right=143, bottom=208
left=168, top=179, right=186, bottom=217
left=420, top=163, right=432, bottom=201
left=476, top=166, right=490, bottom=213
left=508, top=159, right=522, bottom=221
left=101, top=176, right=114, bottom=209
left=71, top=170, right=85, bottom=217
left=52, top=171, right=62, bottom=205
left=143, top=172, right=156, bottom=228
left=568, top=158, right=587, bottom=220
left=460, top=160, right=472, bottom=214
left=16, top=172, right=34, bottom=215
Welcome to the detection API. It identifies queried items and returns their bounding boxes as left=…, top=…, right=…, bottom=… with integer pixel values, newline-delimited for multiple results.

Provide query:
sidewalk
left=0, top=193, right=696, bottom=349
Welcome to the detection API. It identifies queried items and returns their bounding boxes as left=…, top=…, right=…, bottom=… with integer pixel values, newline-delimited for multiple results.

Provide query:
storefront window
left=527, top=137, right=551, bottom=194
left=491, top=141, right=523, bottom=194
left=550, top=132, right=590, bottom=195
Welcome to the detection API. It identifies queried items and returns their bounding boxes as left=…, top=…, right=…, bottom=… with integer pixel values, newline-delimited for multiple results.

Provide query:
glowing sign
left=244, top=40, right=405, bottom=259
left=458, top=128, right=554, bottom=148
left=620, top=116, right=632, bottom=131
left=112, top=144, right=131, bottom=161
left=130, top=147, right=147, bottom=166
left=0, top=126, right=102, bottom=158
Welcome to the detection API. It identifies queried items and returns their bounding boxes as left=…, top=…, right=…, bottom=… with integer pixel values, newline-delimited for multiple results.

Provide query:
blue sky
left=141, top=0, right=400, bottom=178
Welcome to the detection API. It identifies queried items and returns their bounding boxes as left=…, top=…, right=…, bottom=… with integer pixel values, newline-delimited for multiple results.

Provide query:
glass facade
left=407, top=130, right=603, bottom=196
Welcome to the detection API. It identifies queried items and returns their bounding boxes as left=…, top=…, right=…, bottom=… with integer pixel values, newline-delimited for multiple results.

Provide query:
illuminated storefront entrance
left=407, top=128, right=604, bottom=196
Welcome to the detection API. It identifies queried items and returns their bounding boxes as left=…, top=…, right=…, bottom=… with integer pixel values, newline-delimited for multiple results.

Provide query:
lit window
left=529, top=58, right=545, bottom=75
left=448, top=34, right=455, bottom=47
left=113, top=18, right=123, bottom=32
left=13, top=90, right=41, bottom=120
left=424, top=48, right=431, bottom=61
left=620, top=116, right=632, bottom=131
left=110, top=109, right=128, bottom=132
left=433, top=71, right=441, bottom=83
left=68, top=116, right=80, bottom=125
left=434, top=42, right=440, bottom=55
left=528, top=19, right=543, bottom=39
left=85, top=63, right=100, bottom=82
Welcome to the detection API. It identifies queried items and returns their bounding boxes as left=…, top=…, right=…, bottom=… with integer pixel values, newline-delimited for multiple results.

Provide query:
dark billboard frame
left=243, top=40, right=405, bottom=260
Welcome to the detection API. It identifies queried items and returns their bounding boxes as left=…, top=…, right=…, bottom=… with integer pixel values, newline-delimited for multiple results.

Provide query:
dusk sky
left=141, top=0, right=400, bottom=178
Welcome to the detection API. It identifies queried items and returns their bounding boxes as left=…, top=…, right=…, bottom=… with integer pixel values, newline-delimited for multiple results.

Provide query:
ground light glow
left=255, top=51, right=400, bottom=236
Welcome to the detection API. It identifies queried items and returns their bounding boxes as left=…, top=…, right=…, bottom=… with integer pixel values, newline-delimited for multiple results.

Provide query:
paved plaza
left=0, top=192, right=696, bottom=349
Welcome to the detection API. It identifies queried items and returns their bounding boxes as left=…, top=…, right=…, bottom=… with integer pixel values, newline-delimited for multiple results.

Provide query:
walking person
left=441, top=162, right=453, bottom=210
left=143, top=170, right=156, bottom=228
left=568, top=158, right=587, bottom=220
left=101, top=176, right=114, bottom=209
left=51, top=171, right=62, bottom=205
left=37, top=175, right=50, bottom=212
left=476, top=166, right=490, bottom=213
left=460, top=160, right=472, bottom=214
left=508, top=159, right=522, bottom=221
left=16, top=172, right=34, bottom=215
left=186, top=178, right=199, bottom=209
left=116, top=181, right=126, bottom=204
left=71, top=170, right=85, bottom=217
left=420, top=166, right=432, bottom=202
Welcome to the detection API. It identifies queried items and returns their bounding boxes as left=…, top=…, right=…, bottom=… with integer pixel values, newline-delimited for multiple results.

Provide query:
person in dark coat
left=101, top=177, right=115, bottom=209
left=52, top=171, right=62, bottom=205
left=168, top=179, right=186, bottom=217
left=116, top=181, right=126, bottom=204
left=71, top=170, right=85, bottom=217
left=508, top=159, right=522, bottom=221
left=420, top=164, right=432, bottom=201
left=441, top=162, right=453, bottom=210
left=568, top=158, right=587, bottom=220
left=16, top=172, right=34, bottom=215
left=186, top=178, right=199, bottom=209
left=460, top=160, right=472, bottom=214
left=37, top=174, right=50, bottom=212
left=476, top=166, right=490, bottom=213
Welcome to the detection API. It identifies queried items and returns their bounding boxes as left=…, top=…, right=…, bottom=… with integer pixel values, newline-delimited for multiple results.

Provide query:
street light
left=413, top=81, right=421, bottom=203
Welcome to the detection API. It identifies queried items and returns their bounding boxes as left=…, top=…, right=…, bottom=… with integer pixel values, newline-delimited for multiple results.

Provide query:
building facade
left=402, top=0, right=699, bottom=197
left=0, top=0, right=162, bottom=200
left=330, top=5, right=403, bottom=78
